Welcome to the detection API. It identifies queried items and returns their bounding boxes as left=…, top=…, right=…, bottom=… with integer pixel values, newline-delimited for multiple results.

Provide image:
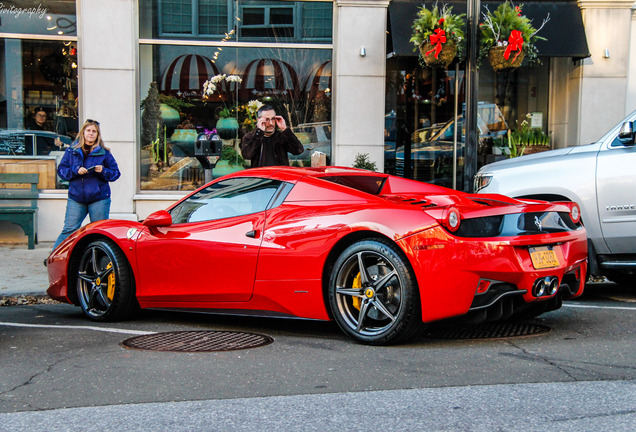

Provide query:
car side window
left=170, top=177, right=284, bottom=224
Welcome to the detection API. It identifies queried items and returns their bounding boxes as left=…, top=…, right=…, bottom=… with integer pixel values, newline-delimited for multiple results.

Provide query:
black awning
left=388, top=1, right=590, bottom=59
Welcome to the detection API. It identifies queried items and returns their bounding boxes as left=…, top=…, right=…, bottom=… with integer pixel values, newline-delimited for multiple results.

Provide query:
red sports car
left=47, top=166, right=588, bottom=345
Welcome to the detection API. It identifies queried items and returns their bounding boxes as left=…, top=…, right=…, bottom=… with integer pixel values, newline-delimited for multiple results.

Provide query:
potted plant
left=493, top=116, right=551, bottom=158
left=214, top=144, right=247, bottom=177
left=410, top=3, right=465, bottom=69
left=352, top=153, right=377, bottom=171
left=480, top=1, right=550, bottom=71
left=203, top=74, right=242, bottom=139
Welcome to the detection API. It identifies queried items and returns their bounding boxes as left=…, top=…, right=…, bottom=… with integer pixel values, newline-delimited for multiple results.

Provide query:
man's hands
left=274, top=115, right=287, bottom=131
left=256, top=116, right=269, bottom=132
left=256, top=114, right=286, bottom=134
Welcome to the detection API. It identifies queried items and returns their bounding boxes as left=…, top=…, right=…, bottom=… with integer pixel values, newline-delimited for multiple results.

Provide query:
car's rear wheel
left=328, top=239, right=424, bottom=345
left=76, top=239, right=137, bottom=321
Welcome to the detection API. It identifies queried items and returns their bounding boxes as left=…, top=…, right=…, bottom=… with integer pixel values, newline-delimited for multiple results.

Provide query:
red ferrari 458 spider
left=47, top=166, right=588, bottom=345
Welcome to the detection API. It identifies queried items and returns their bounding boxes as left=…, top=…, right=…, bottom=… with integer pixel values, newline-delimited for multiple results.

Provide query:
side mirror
left=142, top=210, right=172, bottom=228
left=617, top=121, right=636, bottom=145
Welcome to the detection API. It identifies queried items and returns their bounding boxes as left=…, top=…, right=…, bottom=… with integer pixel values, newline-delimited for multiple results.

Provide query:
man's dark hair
left=257, top=105, right=276, bottom=118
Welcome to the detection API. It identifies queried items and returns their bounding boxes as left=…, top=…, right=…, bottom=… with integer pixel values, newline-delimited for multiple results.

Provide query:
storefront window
left=139, top=1, right=333, bottom=191
left=0, top=1, right=78, bottom=190
left=385, top=58, right=550, bottom=191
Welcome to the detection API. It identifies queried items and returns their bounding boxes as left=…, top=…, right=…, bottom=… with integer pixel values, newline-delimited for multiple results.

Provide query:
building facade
left=0, top=0, right=634, bottom=244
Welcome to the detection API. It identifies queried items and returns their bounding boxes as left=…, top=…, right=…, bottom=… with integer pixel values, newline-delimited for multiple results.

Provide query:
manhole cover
left=424, top=322, right=551, bottom=340
left=121, top=331, right=274, bottom=352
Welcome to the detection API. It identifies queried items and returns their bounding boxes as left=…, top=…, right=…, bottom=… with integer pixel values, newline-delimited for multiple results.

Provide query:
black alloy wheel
left=328, top=239, right=425, bottom=345
left=76, top=239, right=137, bottom=321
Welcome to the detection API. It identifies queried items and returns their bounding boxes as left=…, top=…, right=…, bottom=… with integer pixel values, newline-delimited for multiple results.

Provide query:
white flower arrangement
left=246, top=99, right=264, bottom=114
left=202, top=74, right=243, bottom=118
left=202, top=74, right=242, bottom=97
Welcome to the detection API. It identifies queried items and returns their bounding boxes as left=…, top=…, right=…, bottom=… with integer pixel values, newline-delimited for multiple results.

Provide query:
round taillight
left=444, top=207, right=461, bottom=232
left=570, top=203, right=581, bottom=224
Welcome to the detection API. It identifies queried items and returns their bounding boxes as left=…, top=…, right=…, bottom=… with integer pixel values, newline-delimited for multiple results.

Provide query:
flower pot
left=419, top=40, right=457, bottom=69
left=216, top=117, right=239, bottom=140
left=488, top=46, right=525, bottom=71
left=522, top=145, right=551, bottom=155
left=213, top=159, right=244, bottom=179
left=160, top=104, right=180, bottom=129
left=169, top=129, right=197, bottom=157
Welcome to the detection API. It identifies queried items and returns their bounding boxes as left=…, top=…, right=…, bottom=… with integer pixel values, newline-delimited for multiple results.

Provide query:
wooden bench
left=0, top=173, right=39, bottom=249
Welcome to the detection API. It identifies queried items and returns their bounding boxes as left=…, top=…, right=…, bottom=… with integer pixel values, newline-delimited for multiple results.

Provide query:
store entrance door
left=385, top=61, right=466, bottom=189
left=384, top=59, right=509, bottom=191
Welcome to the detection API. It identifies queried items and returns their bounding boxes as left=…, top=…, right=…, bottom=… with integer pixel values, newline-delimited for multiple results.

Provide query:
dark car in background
left=393, top=103, right=508, bottom=187
left=290, top=121, right=331, bottom=166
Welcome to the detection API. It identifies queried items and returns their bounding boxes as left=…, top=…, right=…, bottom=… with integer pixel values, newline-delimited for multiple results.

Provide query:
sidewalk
left=0, top=242, right=52, bottom=297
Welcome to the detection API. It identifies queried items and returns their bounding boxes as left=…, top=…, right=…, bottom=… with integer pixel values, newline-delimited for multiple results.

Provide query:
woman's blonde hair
left=74, top=119, right=109, bottom=151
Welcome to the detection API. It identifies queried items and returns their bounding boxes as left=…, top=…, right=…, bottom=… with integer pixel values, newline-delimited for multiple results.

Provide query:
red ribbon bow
left=504, top=30, right=524, bottom=62
left=426, top=28, right=447, bottom=59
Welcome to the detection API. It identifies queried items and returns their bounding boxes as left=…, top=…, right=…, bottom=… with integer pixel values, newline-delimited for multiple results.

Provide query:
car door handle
left=245, top=230, right=259, bottom=238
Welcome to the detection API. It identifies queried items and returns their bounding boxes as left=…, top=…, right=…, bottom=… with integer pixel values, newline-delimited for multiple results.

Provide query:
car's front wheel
left=328, top=239, right=424, bottom=345
left=76, top=239, right=137, bottom=321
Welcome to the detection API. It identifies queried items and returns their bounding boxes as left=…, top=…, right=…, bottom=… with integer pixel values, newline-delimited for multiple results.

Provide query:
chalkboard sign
left=0, top=132, right=30, bottom=155
left=0, top=130, right=69, bottom=155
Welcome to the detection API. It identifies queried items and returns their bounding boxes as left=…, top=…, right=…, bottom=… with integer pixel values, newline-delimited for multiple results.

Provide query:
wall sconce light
left=603, top=48, right=610, bottom=58
left=359, top=46, right=366, bottom=57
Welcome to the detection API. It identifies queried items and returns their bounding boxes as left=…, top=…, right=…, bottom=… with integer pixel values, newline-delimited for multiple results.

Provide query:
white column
left=332, top=0, right=390, bottom=170
left=77, top=0, right=137, bottom=220
left=577, top=0, right=634, bottom=144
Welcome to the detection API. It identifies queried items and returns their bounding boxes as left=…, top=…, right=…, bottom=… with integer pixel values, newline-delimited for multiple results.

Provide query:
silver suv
left=475, top=110, right=636, bottom=287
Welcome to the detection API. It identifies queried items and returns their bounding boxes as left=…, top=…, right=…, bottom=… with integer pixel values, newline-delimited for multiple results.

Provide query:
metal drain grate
left=122, top=331, right=274, bottom=352
left=424, top=322, right=551, bottom=340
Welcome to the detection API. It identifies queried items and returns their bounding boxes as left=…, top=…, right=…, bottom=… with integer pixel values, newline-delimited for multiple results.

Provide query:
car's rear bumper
left=399, top=225, right=588, bottom=323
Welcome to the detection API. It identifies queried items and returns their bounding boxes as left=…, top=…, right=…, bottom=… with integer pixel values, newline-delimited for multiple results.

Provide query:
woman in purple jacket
left=53, top=119, right=120, bottom=249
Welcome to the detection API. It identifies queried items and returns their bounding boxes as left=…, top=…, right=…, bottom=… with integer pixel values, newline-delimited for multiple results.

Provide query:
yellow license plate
left=529, top=246, right=560, bottom=269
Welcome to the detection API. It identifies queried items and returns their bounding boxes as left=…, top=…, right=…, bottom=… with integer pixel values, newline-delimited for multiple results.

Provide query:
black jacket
left=240, top=128, right=304, bottom=167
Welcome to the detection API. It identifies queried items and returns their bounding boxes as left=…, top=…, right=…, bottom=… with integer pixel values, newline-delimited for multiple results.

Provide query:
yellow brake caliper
left=106, top=262, right=116, bottom=300
left=352, top=272, right=362, bottom=310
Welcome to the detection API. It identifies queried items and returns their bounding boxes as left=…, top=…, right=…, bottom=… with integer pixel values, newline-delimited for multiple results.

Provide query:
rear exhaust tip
left=547, top=276, right=559, bottom=296
left=533, top=276, right=560, bottom=297
left=533, top=278, right=547, bottom=297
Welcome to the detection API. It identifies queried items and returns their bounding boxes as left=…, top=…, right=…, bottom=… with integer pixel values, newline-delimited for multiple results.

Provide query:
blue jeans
left=53, top=198, right=111, bottom=249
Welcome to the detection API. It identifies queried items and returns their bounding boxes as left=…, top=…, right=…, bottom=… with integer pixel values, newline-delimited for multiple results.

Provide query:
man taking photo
left=240, top=105, right=304, bottom=167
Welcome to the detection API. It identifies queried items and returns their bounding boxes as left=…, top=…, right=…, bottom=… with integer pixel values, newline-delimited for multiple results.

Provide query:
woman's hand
left=93, top=165, right=103, bottom=173
left=78, top=167, right=88, bottom=175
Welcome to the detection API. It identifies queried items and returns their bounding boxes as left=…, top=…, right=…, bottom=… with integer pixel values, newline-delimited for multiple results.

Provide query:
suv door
left=596, top=115, right=636, bottom=253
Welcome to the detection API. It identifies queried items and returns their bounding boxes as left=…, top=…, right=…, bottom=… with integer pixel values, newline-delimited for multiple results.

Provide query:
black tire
left=76, top=239, right=137, bottom=321
left=328, top=239, right=425, bottom=345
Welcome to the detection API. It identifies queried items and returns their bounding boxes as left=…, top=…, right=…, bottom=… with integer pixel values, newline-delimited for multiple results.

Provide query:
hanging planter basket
left=419, top=40, right=457, bottom=69
left=488, top=46, right=525, bottom=71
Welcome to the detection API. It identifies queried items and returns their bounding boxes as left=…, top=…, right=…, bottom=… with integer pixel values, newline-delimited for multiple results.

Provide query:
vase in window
left=215, top=117, right=239, bottom=140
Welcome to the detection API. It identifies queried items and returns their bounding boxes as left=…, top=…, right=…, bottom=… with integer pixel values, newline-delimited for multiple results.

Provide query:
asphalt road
left=1, top=282, right=635, bottom=431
